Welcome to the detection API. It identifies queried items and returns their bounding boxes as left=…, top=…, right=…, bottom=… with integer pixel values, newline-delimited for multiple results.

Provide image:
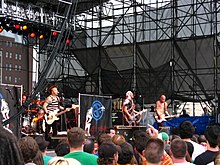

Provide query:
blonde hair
left=48, top=157, right=81, bottom=165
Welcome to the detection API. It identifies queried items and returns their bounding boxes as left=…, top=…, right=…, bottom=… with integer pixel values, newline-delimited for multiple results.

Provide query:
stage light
left=0, top=27, right=3, bottom=33
left=22, top=25, right=28, bottom=31
left=39, top=34, right=44, bottom=40
left=66, top=39, right=71, bottom=44
left=29, top=32, right=36, bottom=38
left=52, top=31, right=58, bottom=37
left=15, top=24, right=20, bottom=30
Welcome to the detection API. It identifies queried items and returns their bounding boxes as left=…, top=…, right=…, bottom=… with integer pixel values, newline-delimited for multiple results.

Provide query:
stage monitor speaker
left=116, top=126, right=146, bottom=141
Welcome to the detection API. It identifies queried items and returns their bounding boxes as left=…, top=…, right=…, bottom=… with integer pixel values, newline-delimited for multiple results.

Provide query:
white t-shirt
left=189, top=140, right=206, bottom=161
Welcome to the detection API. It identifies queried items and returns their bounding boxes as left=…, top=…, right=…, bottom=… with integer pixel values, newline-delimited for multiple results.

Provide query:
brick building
left=0, top=35, right=33, bottom=94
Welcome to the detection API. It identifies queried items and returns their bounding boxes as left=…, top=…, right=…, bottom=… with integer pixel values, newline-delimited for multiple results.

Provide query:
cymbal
left=25, top=109, right=37, bottom=113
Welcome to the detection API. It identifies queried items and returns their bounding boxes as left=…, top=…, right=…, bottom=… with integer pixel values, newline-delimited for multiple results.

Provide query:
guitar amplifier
left=116, top=126, right=146, bottom=141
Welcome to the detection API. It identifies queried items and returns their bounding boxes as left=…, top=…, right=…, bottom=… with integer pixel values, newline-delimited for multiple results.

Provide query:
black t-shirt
left=194, top=150, right=218, bottom=165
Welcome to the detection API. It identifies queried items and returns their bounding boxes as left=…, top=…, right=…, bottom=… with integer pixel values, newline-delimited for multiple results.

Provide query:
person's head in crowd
left=134, top=132, right=150, bottom=164
left=144, top=138, right=164, bottom=165
left=185, top=141, right=194, bottom=163
left=83, top=138, right=95, bottom=154
left=191, top=134, right=199, bottom=143
left=170, top=138, right=188, bottom=162
left=112, top=134, right=126, bottom=146
left=48, top=157, right=81, bottom=165
left=67, top=127, right=85, bottom=150
left=17, top=136, right=39, bottom=164
left=55, top=140, right=70, bottom=156
left=179, top=121, right=195, bottom=139
left=205, top=124, right=220, bottom=148
left=170, top=134, right=181, bottom=142
left=35, top=135, right=50, bottom=153
left=33, top=150, right=44, bottom=165
left=0, top=125, right=24, bottom=165
left=98, top=142, right=119, bottom=165
left=97, top=133, right=112, bottom=146
left=105, top=127, right=116, bottom=138
left=117, top=141, right=135, bottom=165
left=198, top=135, right=207, bottom=147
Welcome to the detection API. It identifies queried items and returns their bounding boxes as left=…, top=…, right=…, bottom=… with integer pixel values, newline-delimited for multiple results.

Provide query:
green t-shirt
left=64, top=152, right=98, bottom=165
left=43, top=155, right=52, bottom=165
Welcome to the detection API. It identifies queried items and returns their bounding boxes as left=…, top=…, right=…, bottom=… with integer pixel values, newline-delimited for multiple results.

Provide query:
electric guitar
left=154, top=114, right=177, bottom=123
left=45, top=104, right=79, bottom=125
left=125, top=109, right=148, bottom=125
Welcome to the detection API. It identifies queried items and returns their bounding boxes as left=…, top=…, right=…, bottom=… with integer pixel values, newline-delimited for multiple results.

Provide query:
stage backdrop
left=0, top=84, right=22, bottom=138
left=79, top=93, right=112, bottom=137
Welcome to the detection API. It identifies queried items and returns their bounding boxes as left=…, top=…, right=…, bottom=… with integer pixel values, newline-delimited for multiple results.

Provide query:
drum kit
left=22, top=100, right=45, bottom=134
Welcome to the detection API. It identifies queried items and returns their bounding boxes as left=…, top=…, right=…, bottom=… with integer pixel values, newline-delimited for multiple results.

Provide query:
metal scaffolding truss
left=1, top=0, right=220, bottom=114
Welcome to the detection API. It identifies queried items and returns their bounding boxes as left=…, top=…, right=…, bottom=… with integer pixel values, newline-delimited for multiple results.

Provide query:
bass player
left=155, top=95, right=170, bottom=126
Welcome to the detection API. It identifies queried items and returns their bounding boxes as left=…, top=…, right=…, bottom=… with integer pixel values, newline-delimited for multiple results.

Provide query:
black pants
left=45, top=120, right=58, bottom=140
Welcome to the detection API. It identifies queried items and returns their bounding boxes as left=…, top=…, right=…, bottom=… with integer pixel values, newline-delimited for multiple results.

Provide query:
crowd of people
left=1, top=119, right=220, bottom=165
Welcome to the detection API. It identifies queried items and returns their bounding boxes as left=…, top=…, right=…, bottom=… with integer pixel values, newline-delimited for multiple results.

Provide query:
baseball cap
left=158, top=132, right=169, bottom=141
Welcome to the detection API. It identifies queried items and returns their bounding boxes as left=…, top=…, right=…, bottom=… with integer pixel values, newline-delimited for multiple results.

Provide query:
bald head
left=160, top=95, right=166, bottom=103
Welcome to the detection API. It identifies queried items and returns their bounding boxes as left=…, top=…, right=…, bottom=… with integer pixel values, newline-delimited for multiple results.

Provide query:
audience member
left=117, top=141, right=137, bottom=165
left=33, top=150, right=44, bottom=165
left=35, top=135, right=52, bottom=165
left=55, top=139, right=70, bottom=156
left=194, top=124, right=220, bottom=165
left=98, top=142, right=118, bottom=165
left=144, top=138, right=164, bottom=165
left=170, top=138, right=193, bottom=164
left=105, top=127, right=116, bottom=138
left=17, top=136, right=39, bottom=165
left=178, top=120, right=205, bottom=161
left=84, top=138, right=95, bottom=154
left=112, top=134, right=126, bottom=146
left=48, top=157, right=81, bottom=165
left=185, top=141, right=194, bottom=163
left=146, top=124, right=173, bottom=165
left=198, top=135, right=207, bottom=148
left=0, top=124, right=24, bottom=165
left=134, top=131, right=150, bottom=164
left=64, top=127, right=98, bottom=165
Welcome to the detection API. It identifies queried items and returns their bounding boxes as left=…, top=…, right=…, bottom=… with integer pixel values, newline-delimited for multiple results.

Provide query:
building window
left=19, top=65, right=21, bottom=71
left=6, top=41, right=8, bottom=46
left=5, top=64, right=8, bottom=70
left=9, top=42, right=12, bottom=47
left=9, top=64, right=12, bottom=71
left=5, top=76, right=7, bottom=81
left=15, top=77, right=17, bottom=83
left=9, top=52, right=12, bottom=58
left=15, top=54, right=18, bottom=59
left=19, top=54, right=21, bottom=60
left=8, top=76, right=11, bottom=82
left=6, top=52, right=8, bottom=58
left=15, top=65, right=17, bottom=71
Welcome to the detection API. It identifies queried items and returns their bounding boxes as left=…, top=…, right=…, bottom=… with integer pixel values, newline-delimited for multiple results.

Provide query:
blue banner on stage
left=79, top=94, right=112, bottom=136
left=154, top=116, right=215, bottom=135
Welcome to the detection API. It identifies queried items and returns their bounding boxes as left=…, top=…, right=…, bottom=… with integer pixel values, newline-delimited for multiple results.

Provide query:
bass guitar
left=45, top=104, right=79, bottom=125
left=154, top=114, right=177, bottom=123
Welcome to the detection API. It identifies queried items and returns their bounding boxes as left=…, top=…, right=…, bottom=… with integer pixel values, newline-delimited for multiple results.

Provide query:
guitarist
left=43, top=86, right=64, bottom=140
left=155, top=95, right=170, bottom=127
left=122, top=91, right=141, bottom=126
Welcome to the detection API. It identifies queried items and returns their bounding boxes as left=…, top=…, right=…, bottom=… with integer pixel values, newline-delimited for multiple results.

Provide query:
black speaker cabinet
left=116, top=126, right=146, bottom=141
